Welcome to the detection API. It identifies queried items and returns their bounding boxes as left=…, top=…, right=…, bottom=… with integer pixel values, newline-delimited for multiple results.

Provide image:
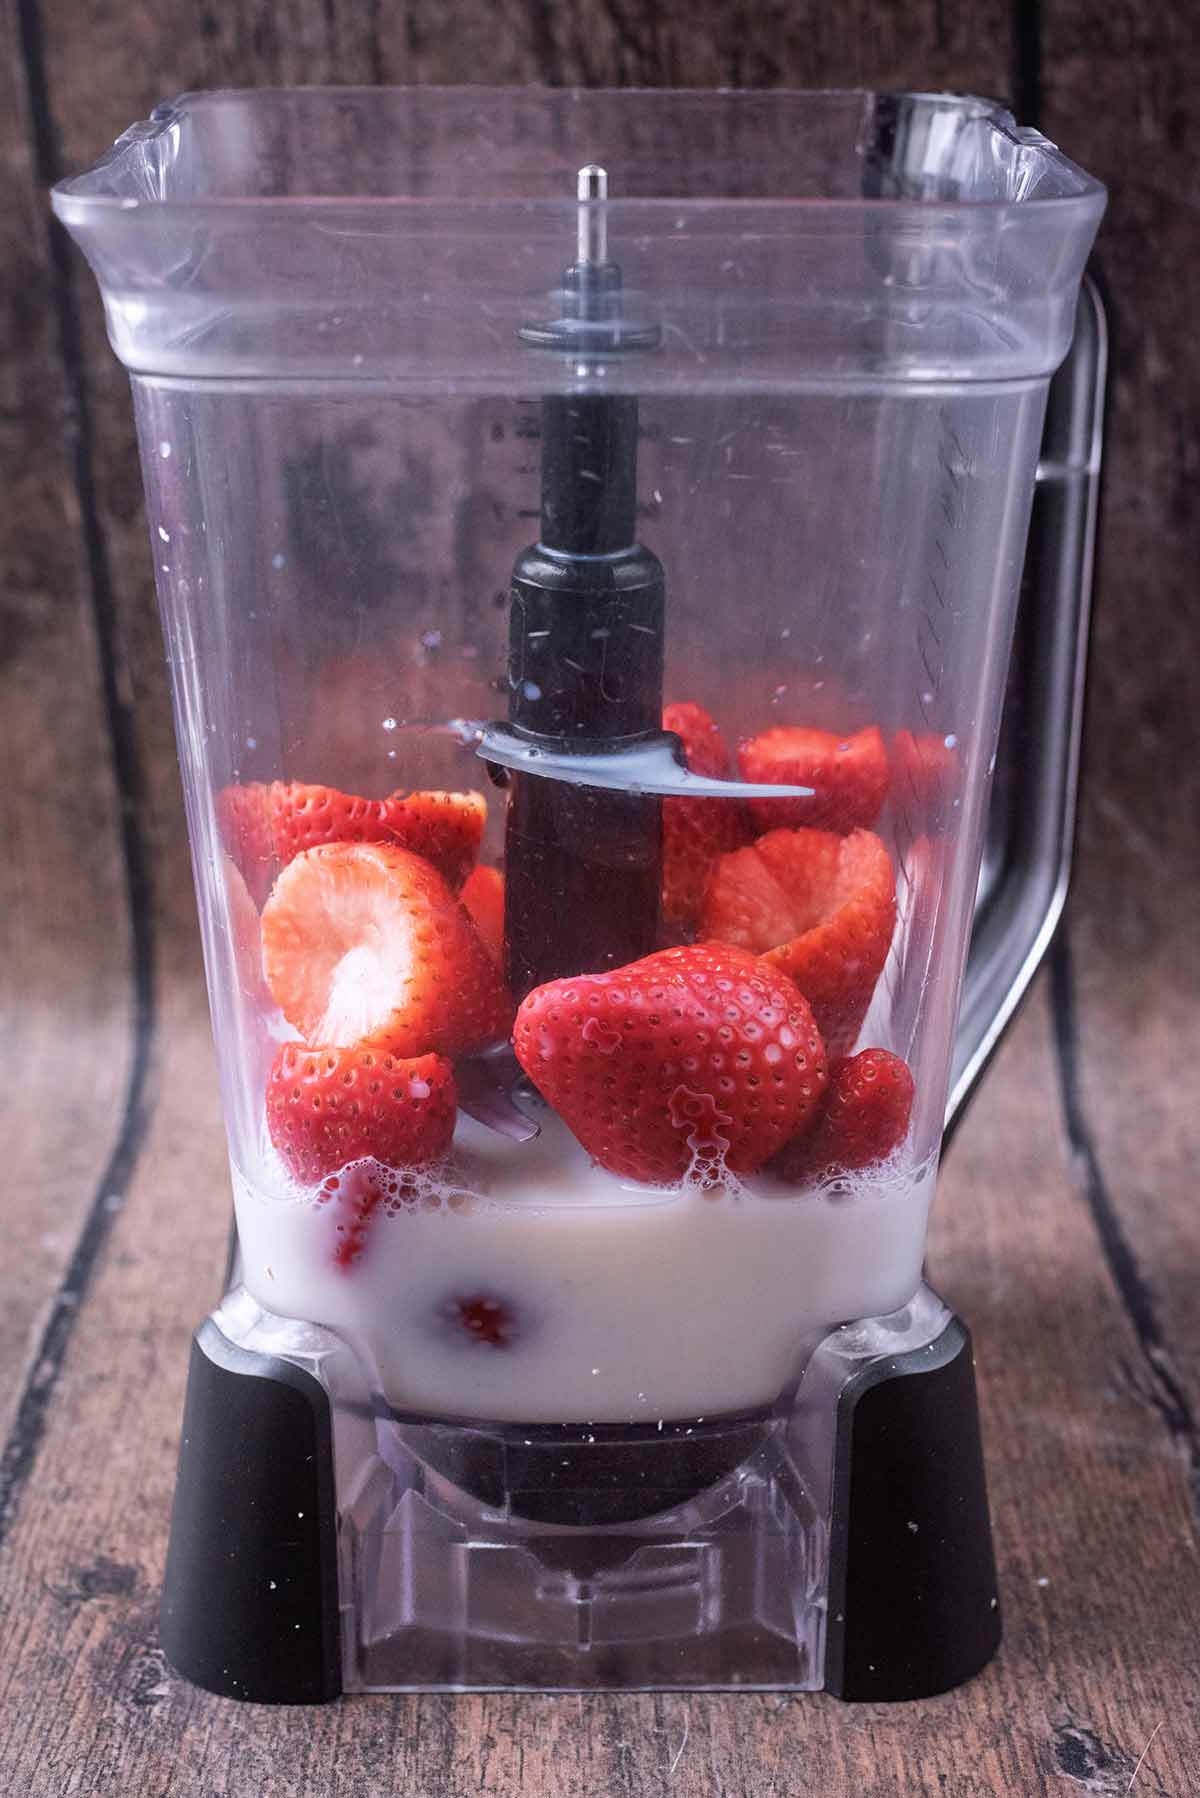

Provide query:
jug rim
left=51, top=84, right=1106, bottom=219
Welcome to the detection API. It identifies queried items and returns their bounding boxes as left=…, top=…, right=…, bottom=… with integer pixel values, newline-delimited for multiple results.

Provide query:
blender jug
left=53, top=88, right=1105, bottom=1703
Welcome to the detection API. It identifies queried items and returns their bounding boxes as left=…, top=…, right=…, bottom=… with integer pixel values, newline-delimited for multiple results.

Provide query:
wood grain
left=33, top=0, right=1017, bottom=936
left=2, top=2, right=1198, bottom=1793
left=0, top=985, right=1195, bottom=1795
left=0, top=0, right=133, bottom=1466
left=1041, top=0, right=1200, bottom=1501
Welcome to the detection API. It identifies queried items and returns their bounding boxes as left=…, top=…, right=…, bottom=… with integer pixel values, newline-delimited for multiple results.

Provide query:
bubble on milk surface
left=311, top=1154, right=473, bottom=1217
left=787, top=1141, right=932, bottom=1203
left=668, top=1086, right=742, bottom=1195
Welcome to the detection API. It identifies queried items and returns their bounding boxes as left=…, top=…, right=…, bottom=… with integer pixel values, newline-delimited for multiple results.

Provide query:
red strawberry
left=269, top=783, right=485, bottom=890
left=437, top=1292, right=521, bottom=1348
left=700, top=827, right=895, bottom=1056
left=261, top=841, right=513, bottom=1060
left=664, top=702, right=729, bottom=782
left=266, top=1043, right=456, bottom=1265
left=772, top=1049, right=914, bottom=1183
left=267, top=1042, right=456, bottom=1184
left=661, top=702, right=750, bottom=930
left=460, top=864, right=505, bottom=966
left=738, top=725, right=889, bottom=834
left=512, top=942, right=827, bottom=1185
left=216, top=782, right=275, bottom=904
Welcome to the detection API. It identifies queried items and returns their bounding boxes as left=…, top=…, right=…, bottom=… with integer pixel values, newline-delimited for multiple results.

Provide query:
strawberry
left=460, top=864, right=505, bottom=966
left=512, top=942, right=827, bottom=1185
left=772, top=1049, right=914, bottom=1183
left=216, top=782, right=275, bottom=904
left=261, top=841, right=513, bottom=1060
left=700, top=827, right=896, bottom=1056
left=269, top=783, right=485, bottom=890
left=266, top=1043, right=456, bottom=1265
left=661, top=702, right=750, bottom=931
left=267, top=1042, right=456, bottom=1184
left=663, top=702, right=729, bottom=782
left=737, top=725, right=889, bottom=834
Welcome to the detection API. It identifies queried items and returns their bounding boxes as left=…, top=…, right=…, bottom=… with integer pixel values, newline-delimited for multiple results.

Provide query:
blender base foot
left=159, top=1319, right=342, bottom=1704
left=158, top=1292, right=998, bottom=1701
left=824, top=1314, right=1001, bottom=1701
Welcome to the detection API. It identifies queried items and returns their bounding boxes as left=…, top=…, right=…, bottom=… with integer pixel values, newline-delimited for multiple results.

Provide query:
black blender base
left=159, top=1320, right=342, bottom=1704
left=825, top=1314, right=1001, bottom=1700
left=159, top=1304, right=999, bottom=1703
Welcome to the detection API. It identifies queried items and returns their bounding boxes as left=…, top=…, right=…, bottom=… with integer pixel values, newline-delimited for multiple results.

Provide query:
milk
left=232, top=1104, right=934, bottom=1424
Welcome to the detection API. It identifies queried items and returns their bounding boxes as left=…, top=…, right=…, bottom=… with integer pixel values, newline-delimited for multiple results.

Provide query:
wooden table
left=3, top=3, right=1198, bottom=1792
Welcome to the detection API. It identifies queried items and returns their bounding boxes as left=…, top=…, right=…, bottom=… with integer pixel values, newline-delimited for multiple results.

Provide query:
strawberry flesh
left=738, top=725, right=889, bottom=834
left=513, top=942, right=827, bottom=1185
left=701, top=826, right=895, bottom=1057
left=261, top=840, right=513, bottom=1060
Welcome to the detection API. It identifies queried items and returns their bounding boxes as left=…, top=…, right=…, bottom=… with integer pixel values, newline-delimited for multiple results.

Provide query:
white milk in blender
left=232, top=1104, right=934, bottom=1424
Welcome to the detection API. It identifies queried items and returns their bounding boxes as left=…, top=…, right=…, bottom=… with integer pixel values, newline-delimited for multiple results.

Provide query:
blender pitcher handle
left=945, top=275, right=1108, bottom=1135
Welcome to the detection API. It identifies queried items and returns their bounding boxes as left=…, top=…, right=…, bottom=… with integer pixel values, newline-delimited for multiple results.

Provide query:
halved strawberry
left=700, top=827, right=896, bottom=1056
left=383, top=790, right=487, bottom=892
left=661, top=702, right=750, bottom=931
left=269, top=783, right=485, bottom=890
left=460, top=865, right=505, bottom=966
left=512, top=942, right=827, bottom=1185
left=267, top=1042, right=456, bottom=1185
left=216, top=782, right=275, bottom=904
left=772, top=1048, right=914, bottom=1183
left=261, top=841, right=513, bottom=1060
left=266, top=1042, right=456, bottom=1264
left=738, top=725, right=889, bottom=834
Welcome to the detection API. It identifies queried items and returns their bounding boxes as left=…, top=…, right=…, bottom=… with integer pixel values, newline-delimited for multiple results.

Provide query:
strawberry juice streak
left=232, top=1105, right=935, bottom=1425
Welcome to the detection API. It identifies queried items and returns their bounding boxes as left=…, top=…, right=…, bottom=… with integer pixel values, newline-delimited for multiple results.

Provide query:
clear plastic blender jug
left=54, top=88, right=1104, bottom=1702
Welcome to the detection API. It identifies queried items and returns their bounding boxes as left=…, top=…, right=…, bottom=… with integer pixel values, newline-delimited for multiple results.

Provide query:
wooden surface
left=2, top=1, right=1198, bottom=1793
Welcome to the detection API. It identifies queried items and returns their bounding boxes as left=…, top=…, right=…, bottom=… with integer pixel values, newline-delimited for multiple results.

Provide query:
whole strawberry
left=773, top=1048, right=914, bottom=1183
left=661, top=702, right=749, bottom=931
left=512, top=943, right=827, bottom=1185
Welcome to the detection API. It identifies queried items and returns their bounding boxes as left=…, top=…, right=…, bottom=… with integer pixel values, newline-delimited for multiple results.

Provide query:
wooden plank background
left=1, top=2, right=1197, bottom=1793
